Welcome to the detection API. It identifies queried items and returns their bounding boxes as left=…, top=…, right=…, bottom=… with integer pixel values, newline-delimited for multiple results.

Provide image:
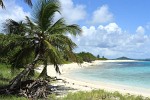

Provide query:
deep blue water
left=69, top=61, right=150, bottom=88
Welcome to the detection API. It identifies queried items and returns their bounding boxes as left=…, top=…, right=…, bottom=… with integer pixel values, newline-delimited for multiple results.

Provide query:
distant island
left=115, top=56, right=150, bottom=61
left=115, top=56, right=133, bottom=60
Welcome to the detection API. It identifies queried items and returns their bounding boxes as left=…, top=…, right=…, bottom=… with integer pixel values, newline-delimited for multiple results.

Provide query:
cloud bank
left=72, top=23, right=150, bottom=59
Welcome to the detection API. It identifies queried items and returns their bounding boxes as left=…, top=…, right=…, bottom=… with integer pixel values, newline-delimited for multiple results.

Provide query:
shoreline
left=37, top=60, right=150, bottom=97
left=59, top=75, right=150, bottom=97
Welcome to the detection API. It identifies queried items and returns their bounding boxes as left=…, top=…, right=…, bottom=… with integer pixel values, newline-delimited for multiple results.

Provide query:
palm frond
left=65, top=24, right=82, bottom=36
left=0, top=0, right=5, bottom=8
left=33, top=0, right=60, bottom=31
left=54, top=63, right=61, bottom=74
left=4, top=19, right=26, bottom=36
left=47, top=34, right=77, bottom=62
left=47, top=18, right=82, bottom=36
left=25, top=16, right=37, bottom=35
left=48, top=34, right=77, bottom=48
left=0, top=0, right=32, bottom=8
left=24, top=0, right=32, bottom=7
left=43, top=40, right=62, bottom=73
left=43, top=40, right=61, bottom=62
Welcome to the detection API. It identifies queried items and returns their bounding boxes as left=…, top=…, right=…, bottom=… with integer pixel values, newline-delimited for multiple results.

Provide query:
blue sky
left=1, top=0, right=150, bottom=59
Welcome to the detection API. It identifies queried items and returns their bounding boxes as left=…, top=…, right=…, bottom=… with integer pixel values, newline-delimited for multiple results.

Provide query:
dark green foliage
left=77, top=52, right=96, bottom=63
left=0, top=95, right=27, bottom=100
left=0, top=33, right=35, bottom=72
left=97, top=57, right=107, bottom=60
left=96, top=55, right=107, bottom=60
left=0, top=63, right=39, bottom=99
left=0, top=63, right=13, bottom=86
left=97, top=55, right=100, bottom=58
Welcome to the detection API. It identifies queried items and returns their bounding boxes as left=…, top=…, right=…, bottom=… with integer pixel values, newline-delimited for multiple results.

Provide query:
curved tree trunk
left=9, top=54, right=40, bottom=89
left=38, top=61, right=48, bottom=78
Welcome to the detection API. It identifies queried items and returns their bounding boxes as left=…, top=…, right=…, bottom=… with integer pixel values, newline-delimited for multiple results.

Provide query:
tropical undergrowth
left=0, top=63, right=39, bottom=99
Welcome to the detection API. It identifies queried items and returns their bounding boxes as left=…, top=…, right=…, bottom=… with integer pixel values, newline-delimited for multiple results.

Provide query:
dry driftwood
left=19, top=79, right=50, bottom=99
left=0, top=79, right=52, bottom=99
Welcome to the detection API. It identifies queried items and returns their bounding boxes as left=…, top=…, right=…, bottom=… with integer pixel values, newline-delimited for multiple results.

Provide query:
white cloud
left=136, top=26, right=145, bottom=34
left=59, top=0, right=86, bottom=24
left=0, top=0, right=30, bottom=32
left=91, top=5, right=113, bottom=24
left=98, top=23, right=122, bottom=33
left=71, top=23, right=150, bottom=59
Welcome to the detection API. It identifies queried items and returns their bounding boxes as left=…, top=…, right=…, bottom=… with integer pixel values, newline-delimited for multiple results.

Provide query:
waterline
left=68, top=61, right=150, bottom=89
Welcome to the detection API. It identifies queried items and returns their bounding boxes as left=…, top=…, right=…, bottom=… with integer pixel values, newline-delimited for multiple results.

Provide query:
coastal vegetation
left=59, top=90, right=150, bottom=100
left=77, top=52, right=96, bottom=63
left=0, top=0, right=81, bottom=99
left=76, top=52, right=107, bottom=63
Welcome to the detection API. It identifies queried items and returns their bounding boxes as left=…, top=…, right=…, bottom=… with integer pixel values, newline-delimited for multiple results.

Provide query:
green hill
left=116, top=56, right=132, bottom=60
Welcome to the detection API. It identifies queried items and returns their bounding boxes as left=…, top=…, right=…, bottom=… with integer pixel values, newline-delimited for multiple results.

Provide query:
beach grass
left=59, top=90, right=150, bottom=100
left=0, top=89, right=149, bottom=100
left=0, top=63, right=14, bottom=86
left=0, top=63, right=40, bottom=86
left=0, top=63, right=39, bottom=100
left=0, top=95, right=27, bottom=100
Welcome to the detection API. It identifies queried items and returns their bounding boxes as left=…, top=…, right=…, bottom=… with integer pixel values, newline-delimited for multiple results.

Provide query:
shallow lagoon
left=70, top=61, right=150, bottom=89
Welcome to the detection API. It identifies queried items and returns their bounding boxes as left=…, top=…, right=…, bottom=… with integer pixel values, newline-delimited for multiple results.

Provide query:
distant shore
left=36, top=60, right=150, bottom=97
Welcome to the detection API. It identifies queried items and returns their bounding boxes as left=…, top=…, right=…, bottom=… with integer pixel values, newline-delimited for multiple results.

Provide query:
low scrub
left=59, top=90, right=150, bottom=100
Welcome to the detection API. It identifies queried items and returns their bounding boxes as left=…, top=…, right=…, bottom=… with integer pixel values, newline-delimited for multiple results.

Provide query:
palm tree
left=0, top=0, right=4, bottom=8
left=2, top=0, right=81, bottom=91
left=0, top=0, right=32, bottom=8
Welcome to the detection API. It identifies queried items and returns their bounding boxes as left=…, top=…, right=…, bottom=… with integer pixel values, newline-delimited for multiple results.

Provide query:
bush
left=77, top=52, right=96, bottom=63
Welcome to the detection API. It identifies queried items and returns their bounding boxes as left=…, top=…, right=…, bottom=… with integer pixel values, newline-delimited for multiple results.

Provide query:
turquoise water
left=69, top=61, right=150, bottom=89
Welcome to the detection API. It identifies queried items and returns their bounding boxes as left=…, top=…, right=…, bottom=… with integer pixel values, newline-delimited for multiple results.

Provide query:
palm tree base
left=0, top=79, right=51, bottom=99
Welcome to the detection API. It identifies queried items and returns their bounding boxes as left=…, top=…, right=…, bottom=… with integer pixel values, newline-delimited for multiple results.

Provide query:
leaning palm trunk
left=9, top=54, right=40, bottom=89
left=38, top=63, right=48, bottom=78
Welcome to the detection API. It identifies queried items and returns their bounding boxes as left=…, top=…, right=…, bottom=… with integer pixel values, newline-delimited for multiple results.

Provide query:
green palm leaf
left=47, top=18, right=82, bottom=36
left=0, top=0, right=5, bottom=8
left=33, top=0, right=60, bottom=31
left=24, top=0, right=32, bottom=7
left=43, top=40, right=62, bottom=73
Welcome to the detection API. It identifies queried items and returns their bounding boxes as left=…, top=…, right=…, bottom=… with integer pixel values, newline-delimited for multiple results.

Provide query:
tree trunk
left=39, top=65, right=47, bottom=78
left=9, top=54, right=40, bottom=89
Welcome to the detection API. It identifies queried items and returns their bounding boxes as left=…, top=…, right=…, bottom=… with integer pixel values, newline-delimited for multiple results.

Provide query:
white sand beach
left=36, top=60, right=150, bottom=97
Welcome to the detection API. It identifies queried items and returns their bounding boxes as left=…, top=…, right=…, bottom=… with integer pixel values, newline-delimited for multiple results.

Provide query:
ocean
left=68, top=61, right=150, bottom=89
